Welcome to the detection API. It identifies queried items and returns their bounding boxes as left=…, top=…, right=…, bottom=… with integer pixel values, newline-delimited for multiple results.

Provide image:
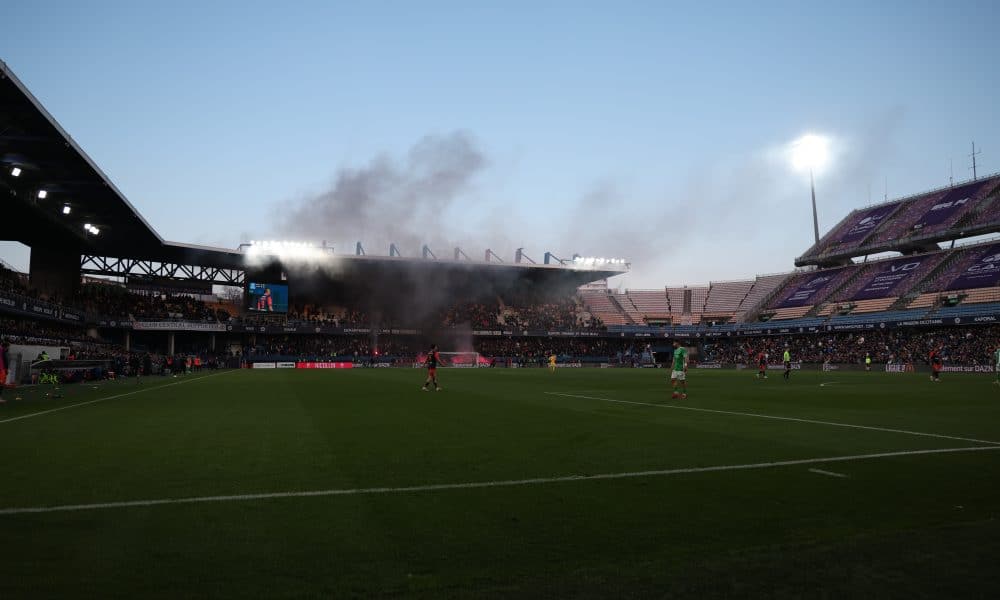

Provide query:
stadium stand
left=796, top=174, right=1000, bottom=267
left=798, top=201, right=905, bottom=260
left=767, top=306, right=813, bottom=320
left=765, top=267, right=856, bottom=313
left=864, top=176, right=1000, bottom=244
left=731, top=272, right=794, bottom=321
left=579, top=290, right=628, bottom=326
left=864, top=191, right=950, bottom=245
left=592, top=280, right=763, bottom=327
left=906, top=292, right=940, bottom=309
left=625, top=289, right=670, bottom=321
left=665, top=287, right=685, bottom=314
left=616, top=295, right=645, bottom=325
left=959, top=288, right=1000, bottom=303
left=959, top=178, right=1000, bottom=228
left=689, top=287, right=708, bottom=319
left=703, top=279, right=754, bottom=316
left=831, top=252, right=947, bottom=303
left=940, top=243, right=1000, bottom=291
left=847, top=297, right=898, bottom=313
left=659, top=285, right=710, bottom=324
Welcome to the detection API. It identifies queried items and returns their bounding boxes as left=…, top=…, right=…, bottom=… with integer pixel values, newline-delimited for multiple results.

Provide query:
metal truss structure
left=80, top=255, right=244, bottom=286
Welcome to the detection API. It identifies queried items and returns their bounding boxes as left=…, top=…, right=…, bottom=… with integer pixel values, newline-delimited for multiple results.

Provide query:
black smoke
left=278, top=131, right=487, bottom=252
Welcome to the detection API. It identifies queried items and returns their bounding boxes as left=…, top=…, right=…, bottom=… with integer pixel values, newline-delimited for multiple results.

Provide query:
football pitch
left=2, top=367, right=1000, bottom=598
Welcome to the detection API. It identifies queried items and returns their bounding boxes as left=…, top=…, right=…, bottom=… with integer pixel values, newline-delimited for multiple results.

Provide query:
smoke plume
left=278, top=131, right=487, bottom=252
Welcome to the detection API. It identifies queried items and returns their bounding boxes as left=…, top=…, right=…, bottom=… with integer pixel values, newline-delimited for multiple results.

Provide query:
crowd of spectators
left=4, top=257, right=1000, bottom=371
left=244, top=335, right=415, bottom=361
left=240, top=334, right=646, bottom=363
left=474, top=337, right=634, bottom=361
left=0, top=266, right=229, bottom=322
left=118, top=292, right=226, bottom=322
left=283, top=299, right=598, bottom=331
left=503, top=300, right=582, bottom=330
left=703, top=326, right=1000, bottom=366
left=286, top=305, right=371, bottom=327
left=441, top=302, right=501, bottom=329
left=0, top=318, right=97, bottom=345
left=3, top=267, right=608, bottom=331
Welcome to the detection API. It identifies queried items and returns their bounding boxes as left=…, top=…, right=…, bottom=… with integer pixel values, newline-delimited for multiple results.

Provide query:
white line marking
left=0, top=370, right=233, bottom=425
left=819, top=382, right=840, bottom=387
left=808, top=468, right=848, bottom=478
left=1, top=445, right=996, bottom=516
left=544, top=392, right=1000, bottom=446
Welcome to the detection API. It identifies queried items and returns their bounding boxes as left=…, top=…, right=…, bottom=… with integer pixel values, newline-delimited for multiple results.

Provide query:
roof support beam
left=80, top=254, right=245, bottom=286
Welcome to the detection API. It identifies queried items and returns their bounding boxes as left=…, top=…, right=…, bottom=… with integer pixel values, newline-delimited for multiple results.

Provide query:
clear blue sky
left=2, top=0, right=998, bottom=287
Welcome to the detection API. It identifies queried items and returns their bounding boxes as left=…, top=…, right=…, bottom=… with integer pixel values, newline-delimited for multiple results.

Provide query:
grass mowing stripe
left=0, top=370, right=234, bottom=425
left=545, top=392, right=1000, bottom=446
left=1, top=445, right=998, bottom=516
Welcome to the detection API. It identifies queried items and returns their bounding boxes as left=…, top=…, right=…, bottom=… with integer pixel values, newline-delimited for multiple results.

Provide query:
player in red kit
left=929, top=346, right=943, bottom=382
left=756, top=350, right=768, bottom=379
left=421, top=344, right=442, bottom=391
left=256, top=288, right=274, bottom=312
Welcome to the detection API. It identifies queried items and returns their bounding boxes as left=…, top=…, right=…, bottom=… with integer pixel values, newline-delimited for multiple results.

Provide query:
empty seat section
left=625, top=289, right=670, bottom=321
left=580, top=292, right=628, bottom=326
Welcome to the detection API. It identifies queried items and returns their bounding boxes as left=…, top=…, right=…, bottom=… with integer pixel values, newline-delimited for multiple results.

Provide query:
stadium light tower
left=790, top=134, right=831, bottom=244
left=808, top=170, right=819, bottom=244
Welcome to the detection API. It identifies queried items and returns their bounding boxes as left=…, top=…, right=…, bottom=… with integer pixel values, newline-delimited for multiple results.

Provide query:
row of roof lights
left=573, top=257, right=628, bottom=266
left=7, top=165, right=47, bottom=199
left=8, top=166, right=99, bottom=234
left=249, top=240, right=315, bottom=248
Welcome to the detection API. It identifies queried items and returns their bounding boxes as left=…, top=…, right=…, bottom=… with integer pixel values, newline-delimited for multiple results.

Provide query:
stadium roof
left=0, top=59, right=624, bottom=286
left=0, top=59, right=165, bottom=255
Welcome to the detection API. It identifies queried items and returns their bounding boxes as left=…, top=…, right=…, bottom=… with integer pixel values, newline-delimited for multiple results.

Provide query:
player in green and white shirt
left=670, top=340, right=688, bottom=400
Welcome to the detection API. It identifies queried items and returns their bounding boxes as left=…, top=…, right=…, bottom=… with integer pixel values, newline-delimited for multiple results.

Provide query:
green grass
left=1, top=367, right=999, bottom=598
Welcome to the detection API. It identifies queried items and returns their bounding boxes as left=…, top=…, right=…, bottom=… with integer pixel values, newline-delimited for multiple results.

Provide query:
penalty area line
left=0, top=370, right=234, bottom=425
left=0, top=445, right=997, bottom=516
left=544, top=392, right=1000, bottom=447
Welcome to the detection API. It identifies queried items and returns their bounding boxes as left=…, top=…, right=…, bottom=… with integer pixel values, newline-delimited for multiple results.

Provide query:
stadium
left=3, top=35, right=1000, bottom=600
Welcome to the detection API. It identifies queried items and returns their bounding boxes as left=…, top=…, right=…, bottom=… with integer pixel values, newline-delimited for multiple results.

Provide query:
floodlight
left=789, top=134, right=830, bottom=174
left=62, top=205, right=71, bottom=215
left=10, top=167, right=21, bottom=177
left=37, top=190, right=48, bottom=199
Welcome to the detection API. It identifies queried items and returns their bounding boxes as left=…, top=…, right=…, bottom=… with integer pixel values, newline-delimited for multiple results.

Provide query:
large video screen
left=247, top=282, right=289, bottom=313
